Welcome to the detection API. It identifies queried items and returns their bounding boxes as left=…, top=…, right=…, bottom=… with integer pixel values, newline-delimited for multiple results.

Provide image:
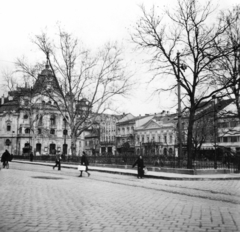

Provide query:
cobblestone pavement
left=0, top=163, right=240, bottom=232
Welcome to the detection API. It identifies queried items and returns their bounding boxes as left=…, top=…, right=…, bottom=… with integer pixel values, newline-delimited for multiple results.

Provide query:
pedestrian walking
left=132, top=155, right=145, bottom=179
left=1, top=150, right=10, bottom=168
left=79, top=151, right=90, bottom=177
left=53, top=153, right=61, bottom=170
left=30, top=151, right=33, bottom=162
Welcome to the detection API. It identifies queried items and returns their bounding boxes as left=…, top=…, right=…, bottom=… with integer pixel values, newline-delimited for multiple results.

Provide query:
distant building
left=135, top=111, right=177, bottom=156
left=99, top=114, right=123, bottom=155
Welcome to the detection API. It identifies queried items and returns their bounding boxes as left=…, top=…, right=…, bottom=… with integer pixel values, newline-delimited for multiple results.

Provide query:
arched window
left=50, top=115, right=56, bottom=126
left=163, top=148, right=167, bottom=156
left=169, top=148, right=173, bottom=155
left=38, top=115, right=43, bottom=126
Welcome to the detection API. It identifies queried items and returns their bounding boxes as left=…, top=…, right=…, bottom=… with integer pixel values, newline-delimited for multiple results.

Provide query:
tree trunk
left=187, top=109, right=195, bottom=169
left=71, top=133, right=77, bottom=156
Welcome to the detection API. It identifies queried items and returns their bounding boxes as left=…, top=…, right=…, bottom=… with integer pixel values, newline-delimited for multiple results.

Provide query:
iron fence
left=13, top=153, right=240, bottom=172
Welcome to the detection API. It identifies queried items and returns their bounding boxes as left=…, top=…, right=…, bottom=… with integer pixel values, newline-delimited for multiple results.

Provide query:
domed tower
left=33, top=60, right=59, bottom=94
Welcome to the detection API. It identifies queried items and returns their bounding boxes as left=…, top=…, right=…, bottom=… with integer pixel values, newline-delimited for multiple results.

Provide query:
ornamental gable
left=142, top=120, right=161, bottom=130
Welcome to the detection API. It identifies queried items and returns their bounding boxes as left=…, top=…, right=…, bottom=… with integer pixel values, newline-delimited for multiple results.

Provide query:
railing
left=12, top=153, right=240, bottom=172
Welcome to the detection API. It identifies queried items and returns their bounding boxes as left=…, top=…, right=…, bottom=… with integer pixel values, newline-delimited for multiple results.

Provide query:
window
left=38, top=129, right=42, bottom=134
left=50, top=129, right=55, bottom=135
left=38, top=115, right=43, bottom=126
left=223, top=137, right=228, bottom=143
left=142, top=136, right=144, bottom=142
left=25, top=128, right=30, bottom=134
left=230, top=121, right=238, bottom=127
left=7, top=125, right=11, bottom=131
left=63, top=129, right=68, bottom=135
left=50, top=115, right=56, bottom=126
left=164, top=135, right=167, bottom=143
left=23, top=114, right=28, bottom=119
left=169, top=135, right=173, bottom=144
left=231, top=137, right=238, bottom=142
left=222, top=122, right=229, bottom=128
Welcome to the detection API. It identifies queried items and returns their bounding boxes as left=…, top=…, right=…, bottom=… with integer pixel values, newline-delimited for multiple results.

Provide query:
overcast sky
left=0, top=0, right=239, bottom=116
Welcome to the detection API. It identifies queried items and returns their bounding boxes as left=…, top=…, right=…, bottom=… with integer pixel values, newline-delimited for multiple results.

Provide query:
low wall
left=90, top=163, right=231, bottom=175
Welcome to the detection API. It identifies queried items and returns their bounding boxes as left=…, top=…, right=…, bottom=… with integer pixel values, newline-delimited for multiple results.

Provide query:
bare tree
left=213, top=5, right=240, bottom=118
left=16, top=29, right=132, bottom=156
left=131, top=0, right=236, bottom=168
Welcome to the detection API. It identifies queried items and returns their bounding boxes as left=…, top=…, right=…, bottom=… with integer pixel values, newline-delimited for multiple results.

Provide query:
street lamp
left=176, top=52, right=187, bottom=167
left=63, top=115, right=67, bottom=156
left=212, top=95, right=218, bottom=169
left=11, top=131, right=15, bottom=154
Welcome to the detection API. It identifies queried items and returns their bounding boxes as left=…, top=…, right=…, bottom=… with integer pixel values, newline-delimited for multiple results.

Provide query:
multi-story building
left=135, top=111, right=177, bottom=156
left=115, top=113, right=155, bottom=155
left=182, top=98, right=240, bottom=159
left=116, top=113, right=136, bottom=154
left=0, top=64, right=86, bottom=156
left=84, top=121, right=100, bottom=156
left=99, top=114, right=122, bottom=155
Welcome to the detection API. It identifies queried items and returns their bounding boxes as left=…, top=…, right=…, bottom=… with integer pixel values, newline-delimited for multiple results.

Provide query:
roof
left=117, top=114, right=153, bottom=125
left=0, top=100, right=19, bottom=113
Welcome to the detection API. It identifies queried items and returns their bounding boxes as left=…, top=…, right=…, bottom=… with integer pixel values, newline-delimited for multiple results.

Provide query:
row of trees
left=131, top=0, right=240, bottom=168
left=2, top=0, right=240, bottom=168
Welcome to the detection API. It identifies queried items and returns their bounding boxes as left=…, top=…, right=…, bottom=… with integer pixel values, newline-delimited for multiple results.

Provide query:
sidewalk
left=12, top=160, right=240, bottom=181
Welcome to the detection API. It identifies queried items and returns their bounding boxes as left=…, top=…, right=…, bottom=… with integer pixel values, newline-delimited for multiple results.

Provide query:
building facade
left=99, top=114, right=122, bottom=155
left=135, top=112, right=177, bottom=156
left=0, top=64, right=85, bottom=156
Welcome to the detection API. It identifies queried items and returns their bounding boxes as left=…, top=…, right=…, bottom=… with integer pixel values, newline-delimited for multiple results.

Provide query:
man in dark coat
left=1, top=150, right=10, bottom=168
left=30, top=151, right=33, bottom=162
left=132, top=155, right=145, bottom=179
left=79, top=151, right=90, bottom=177
left=53, top=153, right=61, bottom=171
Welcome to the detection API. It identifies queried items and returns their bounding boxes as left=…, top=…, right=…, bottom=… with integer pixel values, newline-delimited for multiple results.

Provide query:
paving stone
left=1, top=163, right=240, bottom=232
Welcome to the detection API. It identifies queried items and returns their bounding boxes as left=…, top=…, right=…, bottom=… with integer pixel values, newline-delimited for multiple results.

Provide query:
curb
left=12, top=160, right=240, bottom=181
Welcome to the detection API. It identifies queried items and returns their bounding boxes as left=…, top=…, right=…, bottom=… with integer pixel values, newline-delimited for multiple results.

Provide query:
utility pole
left=177, top=52, right=182, bottom=168
left=212, top=95, right=217, bottom=169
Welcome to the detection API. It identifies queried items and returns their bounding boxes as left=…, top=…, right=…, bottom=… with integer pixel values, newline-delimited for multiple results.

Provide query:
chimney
left=1, top=95, right=4, bottom=105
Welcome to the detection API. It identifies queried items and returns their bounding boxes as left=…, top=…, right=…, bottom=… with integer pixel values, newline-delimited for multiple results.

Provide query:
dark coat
left=81, top=154, right=89, bottom=166
left=132, top=157, right=144, bottom=169
left=1, top=150, right=10, bottom=162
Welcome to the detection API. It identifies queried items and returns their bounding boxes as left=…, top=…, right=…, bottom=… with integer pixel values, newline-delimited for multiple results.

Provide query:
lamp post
left=11, top=131, right=15, bottom=154
left=63, top=115, right=67, bottom=155
left=212, top=95, right=218, bottom=169
left=177, top=52, right=182, bottom=168
left=176, top=52, right=187, bottom=168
